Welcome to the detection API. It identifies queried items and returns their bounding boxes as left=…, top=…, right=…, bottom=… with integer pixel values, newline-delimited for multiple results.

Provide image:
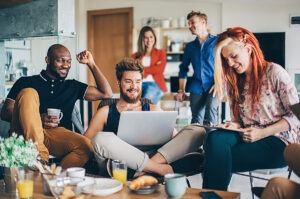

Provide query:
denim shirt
left=178, top=34, right=217, bottom=94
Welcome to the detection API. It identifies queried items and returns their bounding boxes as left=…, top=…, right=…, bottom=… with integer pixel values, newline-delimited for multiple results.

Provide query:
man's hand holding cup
left=42, top=108, right=63, bottom=129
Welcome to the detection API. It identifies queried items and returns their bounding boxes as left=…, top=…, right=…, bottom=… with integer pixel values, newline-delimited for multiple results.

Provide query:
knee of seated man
left=181, top=125, right=206, bottom=136
left=284, top=144, right=299, bottom=164
left=92, top=132, right=115, bottom=146
left=191, top=125, right=206, bottom=135
left=17, top=88, right=39, bottom=99
left=267, top=177, right=289, bottom=188
left=175, top=126, right=205, bottom=147
left=91, top=132, right=116, bottom=155
left=76, top=136, right=93, bottom=156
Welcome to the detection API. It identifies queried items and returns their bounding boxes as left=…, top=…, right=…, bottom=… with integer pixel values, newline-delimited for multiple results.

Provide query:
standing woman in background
left=132, top=26, right=167, bottom=104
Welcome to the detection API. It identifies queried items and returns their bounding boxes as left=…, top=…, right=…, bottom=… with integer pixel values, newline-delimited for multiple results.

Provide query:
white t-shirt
left=142, top=56, right=154, bottom=82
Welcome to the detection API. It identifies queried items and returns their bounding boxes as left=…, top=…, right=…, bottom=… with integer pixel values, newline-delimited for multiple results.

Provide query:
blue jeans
left=142, top=82, right=163, bottom=104
left=190, top=92, right=219, bottom=125
left=202, top=130, right=286, bottom=190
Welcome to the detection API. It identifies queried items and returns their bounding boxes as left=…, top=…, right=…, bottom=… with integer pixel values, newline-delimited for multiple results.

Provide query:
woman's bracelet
left=177, top=89, right=184, bottom=93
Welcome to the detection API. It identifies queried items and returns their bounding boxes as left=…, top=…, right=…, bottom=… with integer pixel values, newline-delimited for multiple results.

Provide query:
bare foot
left=144, top=160, right=174, bottom=176
left=151, top=153, right=167, bottom=164
left=158, top=163, right=174, bottom=176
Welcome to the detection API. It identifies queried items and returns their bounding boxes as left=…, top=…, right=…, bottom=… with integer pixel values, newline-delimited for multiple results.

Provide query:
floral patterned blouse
left=230, top=63, right=300, bottom=145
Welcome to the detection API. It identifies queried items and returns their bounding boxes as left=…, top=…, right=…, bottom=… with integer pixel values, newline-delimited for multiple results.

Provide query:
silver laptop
left=117, top=111, right=177, bottom=146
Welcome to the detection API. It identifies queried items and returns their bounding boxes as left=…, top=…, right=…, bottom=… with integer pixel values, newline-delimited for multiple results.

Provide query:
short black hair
left=47, top=44, right=68, bottom=58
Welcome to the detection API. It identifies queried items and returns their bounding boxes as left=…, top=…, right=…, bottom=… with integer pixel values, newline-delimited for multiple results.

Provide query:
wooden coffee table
left=0, top=172, right=240, bottom=199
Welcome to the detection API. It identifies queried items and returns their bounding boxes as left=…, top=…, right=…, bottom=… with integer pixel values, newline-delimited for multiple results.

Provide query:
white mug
left=47, top=108, right=63, bottom=120
left=164, top=173, right=187, bottom=198
left=66, top=167, right=86, bottom=178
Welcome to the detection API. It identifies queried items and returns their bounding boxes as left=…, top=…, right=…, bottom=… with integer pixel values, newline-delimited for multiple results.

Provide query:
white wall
left=30, top=36, right=78, bottom=80
left=75, top=0, right=300, bottom=82
left=221, top=2, right=300, bottom=71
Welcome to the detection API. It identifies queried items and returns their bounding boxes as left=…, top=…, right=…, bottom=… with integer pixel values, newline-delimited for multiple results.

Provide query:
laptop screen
left=117, top=111, right=178, bottom=146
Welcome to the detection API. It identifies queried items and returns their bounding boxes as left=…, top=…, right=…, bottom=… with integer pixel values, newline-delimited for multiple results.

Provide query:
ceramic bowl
left=66, top=167, right=85, bottom=178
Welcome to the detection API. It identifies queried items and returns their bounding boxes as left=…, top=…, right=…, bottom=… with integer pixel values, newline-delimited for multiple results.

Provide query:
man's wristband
left=177, top=89, right=184, bottom=93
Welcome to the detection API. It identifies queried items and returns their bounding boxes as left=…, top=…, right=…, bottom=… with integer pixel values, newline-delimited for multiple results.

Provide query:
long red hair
left=214, top=27, right=270, bottom=121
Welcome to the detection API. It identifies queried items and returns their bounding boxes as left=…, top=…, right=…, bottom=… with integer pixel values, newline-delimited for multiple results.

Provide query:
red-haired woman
left=202, top=27, right=300, bottom=190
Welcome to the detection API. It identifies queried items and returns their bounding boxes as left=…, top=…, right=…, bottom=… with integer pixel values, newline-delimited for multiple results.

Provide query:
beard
left=48, top=62, right=68, bottom=80
left=120, top=87, right=142, bottom=104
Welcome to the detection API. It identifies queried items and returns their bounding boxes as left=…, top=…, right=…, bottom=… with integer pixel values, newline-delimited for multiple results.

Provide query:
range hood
left=0, top=0, right=75, bottom=40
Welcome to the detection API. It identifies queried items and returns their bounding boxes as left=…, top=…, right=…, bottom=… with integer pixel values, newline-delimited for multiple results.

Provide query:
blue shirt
left=178, top=34, right=217, bottom=94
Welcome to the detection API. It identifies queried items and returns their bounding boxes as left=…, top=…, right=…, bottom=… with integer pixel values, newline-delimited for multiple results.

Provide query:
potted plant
left=0, top=133, right=38, bottom=193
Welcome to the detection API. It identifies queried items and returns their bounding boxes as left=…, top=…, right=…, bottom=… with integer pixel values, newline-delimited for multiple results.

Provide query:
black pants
left=202, top=130, right=286, bottom=190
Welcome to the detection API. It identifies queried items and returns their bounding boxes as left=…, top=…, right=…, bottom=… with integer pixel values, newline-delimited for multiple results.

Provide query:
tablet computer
left=191, top=124, right=244, bottom=133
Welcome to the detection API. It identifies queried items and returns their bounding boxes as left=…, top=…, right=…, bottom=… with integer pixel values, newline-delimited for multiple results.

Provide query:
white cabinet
left=0, top=0, right=75, bottom=40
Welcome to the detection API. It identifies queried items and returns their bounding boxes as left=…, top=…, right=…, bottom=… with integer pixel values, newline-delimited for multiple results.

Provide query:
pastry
left=129, top=175, right=158, bottom=190
left=60, top=186, right=75, bottom=199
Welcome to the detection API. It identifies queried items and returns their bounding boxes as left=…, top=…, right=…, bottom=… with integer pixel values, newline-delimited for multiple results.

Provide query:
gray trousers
left=92, top=125, right=206, bottom=172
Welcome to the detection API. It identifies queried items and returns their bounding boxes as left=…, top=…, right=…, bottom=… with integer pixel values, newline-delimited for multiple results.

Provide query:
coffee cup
left=66, top=167, right=85, bottom=178
left=47, top=108, right=63, bottom=120
left=164, top=173, right=187, bottom=198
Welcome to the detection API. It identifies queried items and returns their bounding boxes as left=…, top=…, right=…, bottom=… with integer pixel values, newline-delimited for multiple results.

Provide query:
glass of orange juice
left=17, top=171, right=34, bottom=199
left=112, top=160, right=127, bottom=184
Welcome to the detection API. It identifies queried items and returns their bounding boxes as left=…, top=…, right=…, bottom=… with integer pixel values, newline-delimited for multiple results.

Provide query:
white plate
left=47, top=176, right=93, bottom=194
left=74, top=177, right=95, bottom=193
left=77, top=177, right=95, bottom=187
left=48, top=176, right=85, bottom=186
left=82, top=178, right=123, bottom=196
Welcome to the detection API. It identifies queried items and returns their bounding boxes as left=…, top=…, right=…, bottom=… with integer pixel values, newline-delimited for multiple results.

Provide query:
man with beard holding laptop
left=84, top=57, right=206, bottom=177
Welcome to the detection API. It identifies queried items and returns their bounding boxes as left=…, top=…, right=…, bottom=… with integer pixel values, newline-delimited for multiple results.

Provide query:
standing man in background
left=176, top=11, right=219, bottom=125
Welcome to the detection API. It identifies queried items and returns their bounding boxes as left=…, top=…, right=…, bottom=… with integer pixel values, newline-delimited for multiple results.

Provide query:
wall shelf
left=154, top=27, right=193, bottom=53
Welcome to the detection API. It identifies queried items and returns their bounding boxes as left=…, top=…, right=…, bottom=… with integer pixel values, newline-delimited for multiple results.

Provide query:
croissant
left=60, top=186, right=75, bottom=199
left=129, top=175, right=158, bottom=190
